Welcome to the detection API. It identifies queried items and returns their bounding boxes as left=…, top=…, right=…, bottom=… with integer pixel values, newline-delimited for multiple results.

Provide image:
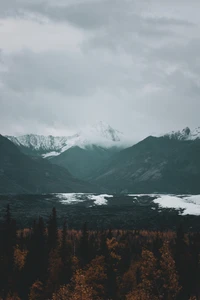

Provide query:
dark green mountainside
left=0, top=135, right=96, bottom=194
left=50, top=145, right=120, bottom=179
left=89, top=136, right=200, bottom=194
left=2, top=133, right=200, bottom=194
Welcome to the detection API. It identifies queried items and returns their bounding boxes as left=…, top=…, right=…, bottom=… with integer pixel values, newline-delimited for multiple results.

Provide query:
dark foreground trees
left=1, top=206, right=200, bottom=299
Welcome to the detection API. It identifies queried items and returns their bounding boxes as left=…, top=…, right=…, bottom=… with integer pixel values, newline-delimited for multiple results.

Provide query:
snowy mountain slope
left=6, top=121, right=126, bottom=158
left=164, top=126, right=200, bottom=141
left=7, top=134, right=70, bottom=153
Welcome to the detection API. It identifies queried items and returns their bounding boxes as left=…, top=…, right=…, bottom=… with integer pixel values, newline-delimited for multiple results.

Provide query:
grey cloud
left=1, top=49, right=138, bottom=96
left=0, top=0, right=200, bottom=139
left=0, top=0, right=107, bottom=26
left=0, top=0, right=195, bottom=31
left=144, top=16, right=195, bottom=27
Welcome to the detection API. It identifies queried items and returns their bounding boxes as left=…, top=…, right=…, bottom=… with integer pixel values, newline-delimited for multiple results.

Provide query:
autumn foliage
left=1, top=205, right=200, bottom=299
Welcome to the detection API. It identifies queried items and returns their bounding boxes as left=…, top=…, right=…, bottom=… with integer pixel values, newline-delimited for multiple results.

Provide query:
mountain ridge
left=163, top=126, right=200, bottom=141
left=89, top=136, right=200, bottom=194
left=6, top=121, right=127, bottom=158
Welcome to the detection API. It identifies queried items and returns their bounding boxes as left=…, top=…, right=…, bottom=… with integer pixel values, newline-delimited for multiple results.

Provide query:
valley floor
left=1, top=193, right=200, bottom=230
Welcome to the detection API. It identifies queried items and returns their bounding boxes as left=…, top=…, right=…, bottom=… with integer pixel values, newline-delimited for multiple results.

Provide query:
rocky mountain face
left=7, top=134, right=71, bottom=157
left=164, top=126, right=200, bottom=141
left=7, top=121, right=125, bottom=158
left=0, top=135, right=97, bottom=194
left=89, top=136, right=200, bottom=194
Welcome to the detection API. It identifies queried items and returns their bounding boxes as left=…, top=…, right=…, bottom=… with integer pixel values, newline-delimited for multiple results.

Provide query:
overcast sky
left=0, top=0, right=200, bottom=141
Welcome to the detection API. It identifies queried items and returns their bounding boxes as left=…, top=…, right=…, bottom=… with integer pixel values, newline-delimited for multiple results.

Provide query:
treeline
left=0, top=205, right=200, bottom=300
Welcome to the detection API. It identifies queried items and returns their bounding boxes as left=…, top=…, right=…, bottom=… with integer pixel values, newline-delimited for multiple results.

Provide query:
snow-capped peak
left=78, top=121, right=123, bottom=144
left=164, top=126, right=200, bottom=141
left=6, top=122, right=125, bottom=158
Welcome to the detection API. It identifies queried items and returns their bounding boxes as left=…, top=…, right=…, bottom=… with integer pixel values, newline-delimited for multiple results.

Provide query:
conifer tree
left=2, top=205, right=17, bottom=298
left=47, top=208, right=58, bottom=252
left=175, top=224, right=189, bottom=299
left=159, top=241, right=181, bottom=299
left=21, top=217, right=47, bottom=299
left=60, top=220, right=72, bottom=285
left=79, top=222, right=89, bottom=266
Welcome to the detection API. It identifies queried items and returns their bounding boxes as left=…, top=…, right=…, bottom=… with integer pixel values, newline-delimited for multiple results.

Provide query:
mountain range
left=7, top=121, right=126, bottom=158
left=2, top=123, right=200, bottom=194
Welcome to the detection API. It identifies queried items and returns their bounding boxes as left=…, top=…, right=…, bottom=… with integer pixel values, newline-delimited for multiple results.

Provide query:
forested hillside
left=1, top=206, right=200, bottom=300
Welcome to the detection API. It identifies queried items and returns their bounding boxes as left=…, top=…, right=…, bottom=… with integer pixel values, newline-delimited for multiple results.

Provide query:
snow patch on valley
left=153, top=195, right=200, bottom=215
left=88, top=194, right=113, bottom=205
left=128, top=194, right=200, bottom=215
left=57, top=193, right=113, bottom=206
left=56, top=193, right=85, bottom=204
left=128, top=194, right=158, bottom=197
